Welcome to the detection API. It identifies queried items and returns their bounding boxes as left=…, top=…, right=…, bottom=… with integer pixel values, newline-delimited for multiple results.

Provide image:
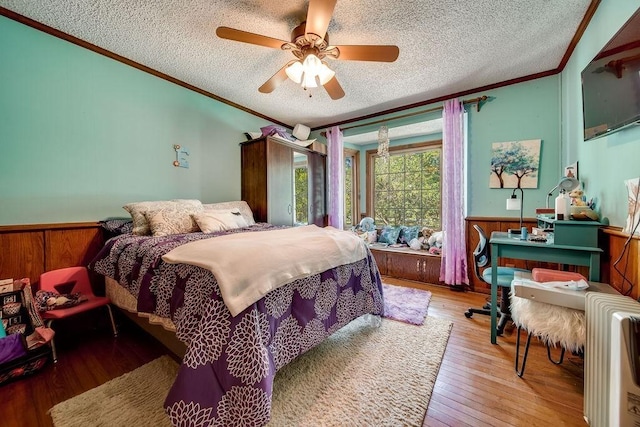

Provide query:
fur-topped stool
left=510, top=295, right=585, bottom=377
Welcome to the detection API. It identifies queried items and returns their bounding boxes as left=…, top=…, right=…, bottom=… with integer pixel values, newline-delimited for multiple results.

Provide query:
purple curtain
left=439, top=99, right=469, bottom=286
left=327, top=126, right=344, bottom=229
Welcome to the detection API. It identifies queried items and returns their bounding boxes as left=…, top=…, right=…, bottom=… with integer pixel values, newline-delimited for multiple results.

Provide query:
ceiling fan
left=216, top=0, right=399, bottom=100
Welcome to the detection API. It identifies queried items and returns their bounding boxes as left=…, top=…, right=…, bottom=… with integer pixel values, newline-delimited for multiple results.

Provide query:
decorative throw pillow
left=203, top=201, right=256, bottom=225
left=378, top=226, right=402, bottom=245
left=399, top=226, right=420, bottom=244
left=193, top=210, right=249, bottom=233
left=100, top=219, right=133, bottom=235
left=123, top=199, right=202, bottom=235
left=143, top=203, right=203, bottom=237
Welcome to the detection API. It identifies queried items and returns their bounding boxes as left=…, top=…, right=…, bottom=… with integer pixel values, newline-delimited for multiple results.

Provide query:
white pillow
left=192, top=210, right=249, bottom=233
left=143, top=203, right=203, bottom=237
left=202, top=201, right=255, bottom=225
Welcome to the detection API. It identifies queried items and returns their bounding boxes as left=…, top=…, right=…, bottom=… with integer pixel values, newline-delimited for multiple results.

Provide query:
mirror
left=293, top=151, right=309, bottom=225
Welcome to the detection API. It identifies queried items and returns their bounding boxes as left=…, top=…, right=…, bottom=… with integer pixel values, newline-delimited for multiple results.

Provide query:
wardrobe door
left=266, top=139, right=294, bottom=226
left=241, top=139, right=268, bottom=223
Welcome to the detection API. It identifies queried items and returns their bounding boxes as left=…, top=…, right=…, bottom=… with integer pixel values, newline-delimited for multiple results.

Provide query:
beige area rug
left=51, top=316, right=452, bottom=427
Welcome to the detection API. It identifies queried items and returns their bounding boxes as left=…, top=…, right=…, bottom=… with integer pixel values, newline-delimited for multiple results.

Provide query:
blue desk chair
left=464, top=225, right=530, bottom=336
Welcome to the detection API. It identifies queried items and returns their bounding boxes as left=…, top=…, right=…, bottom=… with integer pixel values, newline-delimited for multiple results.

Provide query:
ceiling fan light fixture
left=302, top=70, right=319, bottom=88
left=286, top=54, right=335, bottom=89
left=285, top=61, right=304, bottom=84
left=217, top=0, right=399, bottom=99
left=318, top=61, right=335, bottom=85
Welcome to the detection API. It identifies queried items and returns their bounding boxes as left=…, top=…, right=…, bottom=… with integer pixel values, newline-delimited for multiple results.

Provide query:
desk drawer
left=552, top=222, right=599, bottom=247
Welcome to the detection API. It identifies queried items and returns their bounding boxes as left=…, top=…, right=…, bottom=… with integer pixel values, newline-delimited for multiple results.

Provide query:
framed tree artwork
left=489, top=139, right=541, bottom=188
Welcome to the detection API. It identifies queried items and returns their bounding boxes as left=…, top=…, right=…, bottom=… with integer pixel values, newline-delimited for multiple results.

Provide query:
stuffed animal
left=408, top=238, right=422, bottom=250
left=569, top=189, right=586, bottom=206
left=357, top=217, right=376, bottom=232
left=418, top=227, right=435, bottom=249
left=420, top=227, right=435, bottom=239
left=35, top=290, right=88, bottom=311
left=428, top=231, right=444, bottom=248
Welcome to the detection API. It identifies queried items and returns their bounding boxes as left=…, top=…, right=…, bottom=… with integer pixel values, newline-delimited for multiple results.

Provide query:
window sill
left=368, top=244, right=441, bottom=257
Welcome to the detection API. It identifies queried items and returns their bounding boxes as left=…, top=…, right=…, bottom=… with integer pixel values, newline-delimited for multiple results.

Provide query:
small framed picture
left=564, top=162, right=578, bottom=179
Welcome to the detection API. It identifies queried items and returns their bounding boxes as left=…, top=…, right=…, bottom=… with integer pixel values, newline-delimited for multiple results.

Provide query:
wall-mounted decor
left=489, top=139, right=541, bottom=188
left=564, top=161, right=579, bottom=179
left=623, top=177, right=640, bottom=236
left=173, top=144, right=190, bottom=168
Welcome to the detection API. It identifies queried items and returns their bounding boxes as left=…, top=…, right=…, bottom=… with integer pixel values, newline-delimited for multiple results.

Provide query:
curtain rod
left=335, top=95, right=488, bottom=133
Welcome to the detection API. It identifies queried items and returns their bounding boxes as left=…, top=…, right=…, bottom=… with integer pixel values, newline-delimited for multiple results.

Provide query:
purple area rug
left=382, top=283, right=432, bottom=325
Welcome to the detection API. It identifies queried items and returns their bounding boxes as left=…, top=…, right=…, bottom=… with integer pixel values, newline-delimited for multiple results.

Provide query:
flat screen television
left=581, top=9, right=640, bottom=141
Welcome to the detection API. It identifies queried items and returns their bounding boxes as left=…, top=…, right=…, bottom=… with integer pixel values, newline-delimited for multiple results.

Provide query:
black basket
left=0, top=283, right=51, bottom=386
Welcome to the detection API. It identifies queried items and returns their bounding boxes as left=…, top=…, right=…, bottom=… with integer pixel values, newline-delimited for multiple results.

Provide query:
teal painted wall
left=0, top=16, right=271, bottom=225
left=339, top=76, right=561, bottom=220
left=561, top=0, right=640, bottom=228
left=5, top=4, right=636, bottom=229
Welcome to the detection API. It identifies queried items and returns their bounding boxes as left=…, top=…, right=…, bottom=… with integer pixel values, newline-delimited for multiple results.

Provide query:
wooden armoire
left=240, top=136, right=327, bottom=227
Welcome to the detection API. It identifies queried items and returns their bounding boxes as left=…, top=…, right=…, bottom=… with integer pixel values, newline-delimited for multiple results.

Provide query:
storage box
left=309, top=141, right=327, bottom=155
left=0, top=284, right=51, bottom=385
left=0, top=278, right=14, bottom=295
left=0, top=344, right=50, bottom=386
left=0, top=278, right=29, bottom=295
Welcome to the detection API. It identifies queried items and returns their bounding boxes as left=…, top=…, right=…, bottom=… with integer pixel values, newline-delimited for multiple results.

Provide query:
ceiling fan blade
left=216, top=26, right=288, bottom=49
left=258, top=63, right=291, bottom=93
left=333, top=45, right=400, bottom=62
left=305, top=0, right=337, bottom=40
left=323, top=76, right=345, bottom=100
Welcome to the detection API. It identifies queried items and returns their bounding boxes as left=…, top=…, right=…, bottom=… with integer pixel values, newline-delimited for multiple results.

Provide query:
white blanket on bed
left=162, top=225, right=368, bottom=316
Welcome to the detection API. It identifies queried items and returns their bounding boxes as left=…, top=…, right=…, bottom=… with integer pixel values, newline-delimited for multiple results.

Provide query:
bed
left=89, top=201, right=384, bottom=426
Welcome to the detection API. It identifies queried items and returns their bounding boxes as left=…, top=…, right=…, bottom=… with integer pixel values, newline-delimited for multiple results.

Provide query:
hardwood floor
left=386, top=278, right=586, bottom=427
left=2, top=278, right=585, bottom=427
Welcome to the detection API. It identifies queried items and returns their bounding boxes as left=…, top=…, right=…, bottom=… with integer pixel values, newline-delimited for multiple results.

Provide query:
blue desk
left=488, top=231, right=603, bottom=344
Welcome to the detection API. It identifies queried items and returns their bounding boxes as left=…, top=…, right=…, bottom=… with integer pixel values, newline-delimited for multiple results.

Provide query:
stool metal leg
left=515, top=325, right=533, bottom=377
left=546, top=345, right=566, bottom=365
left=45, top=319, right=58, bottom=363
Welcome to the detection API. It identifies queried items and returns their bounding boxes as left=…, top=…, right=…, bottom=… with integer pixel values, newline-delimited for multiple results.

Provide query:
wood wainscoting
left=0, top=222, right=104, bottom=290
left=465, top=217, right=640, bottom=300
left=2, top=219, right=636, bottom=301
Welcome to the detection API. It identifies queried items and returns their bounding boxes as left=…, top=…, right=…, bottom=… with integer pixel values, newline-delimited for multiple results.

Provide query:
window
left=344, top=148, right=360, bottom=228
left=366, top=141, right=442, bottom=229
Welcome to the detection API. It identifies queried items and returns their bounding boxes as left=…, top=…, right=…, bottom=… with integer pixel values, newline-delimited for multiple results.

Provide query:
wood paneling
left=0, top=231, right=45, bottom=285
left=601, top=228, right=639, bottom=300
left=0, top=222, right=103, bottom=288
left=370, top=248, right=442, bottom=284
left=45, top=227, right=103, bottom=271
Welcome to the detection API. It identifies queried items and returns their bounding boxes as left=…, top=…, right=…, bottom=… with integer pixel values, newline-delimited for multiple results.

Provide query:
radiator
left=584, top=293, right=640, bottom=426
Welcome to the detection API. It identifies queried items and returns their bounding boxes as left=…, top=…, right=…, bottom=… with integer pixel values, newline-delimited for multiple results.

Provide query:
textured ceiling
left=0, top=0, right=593, bottom=129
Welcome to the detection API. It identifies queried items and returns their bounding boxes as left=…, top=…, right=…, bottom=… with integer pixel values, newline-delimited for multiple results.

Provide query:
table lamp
left=546, top=177, right=579, bottom=209
left=506, top=187, right=524, bottom=235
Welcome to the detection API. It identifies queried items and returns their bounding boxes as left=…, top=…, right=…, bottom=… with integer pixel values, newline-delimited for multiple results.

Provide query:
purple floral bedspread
left=89, top=224, right=384, bottom=426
